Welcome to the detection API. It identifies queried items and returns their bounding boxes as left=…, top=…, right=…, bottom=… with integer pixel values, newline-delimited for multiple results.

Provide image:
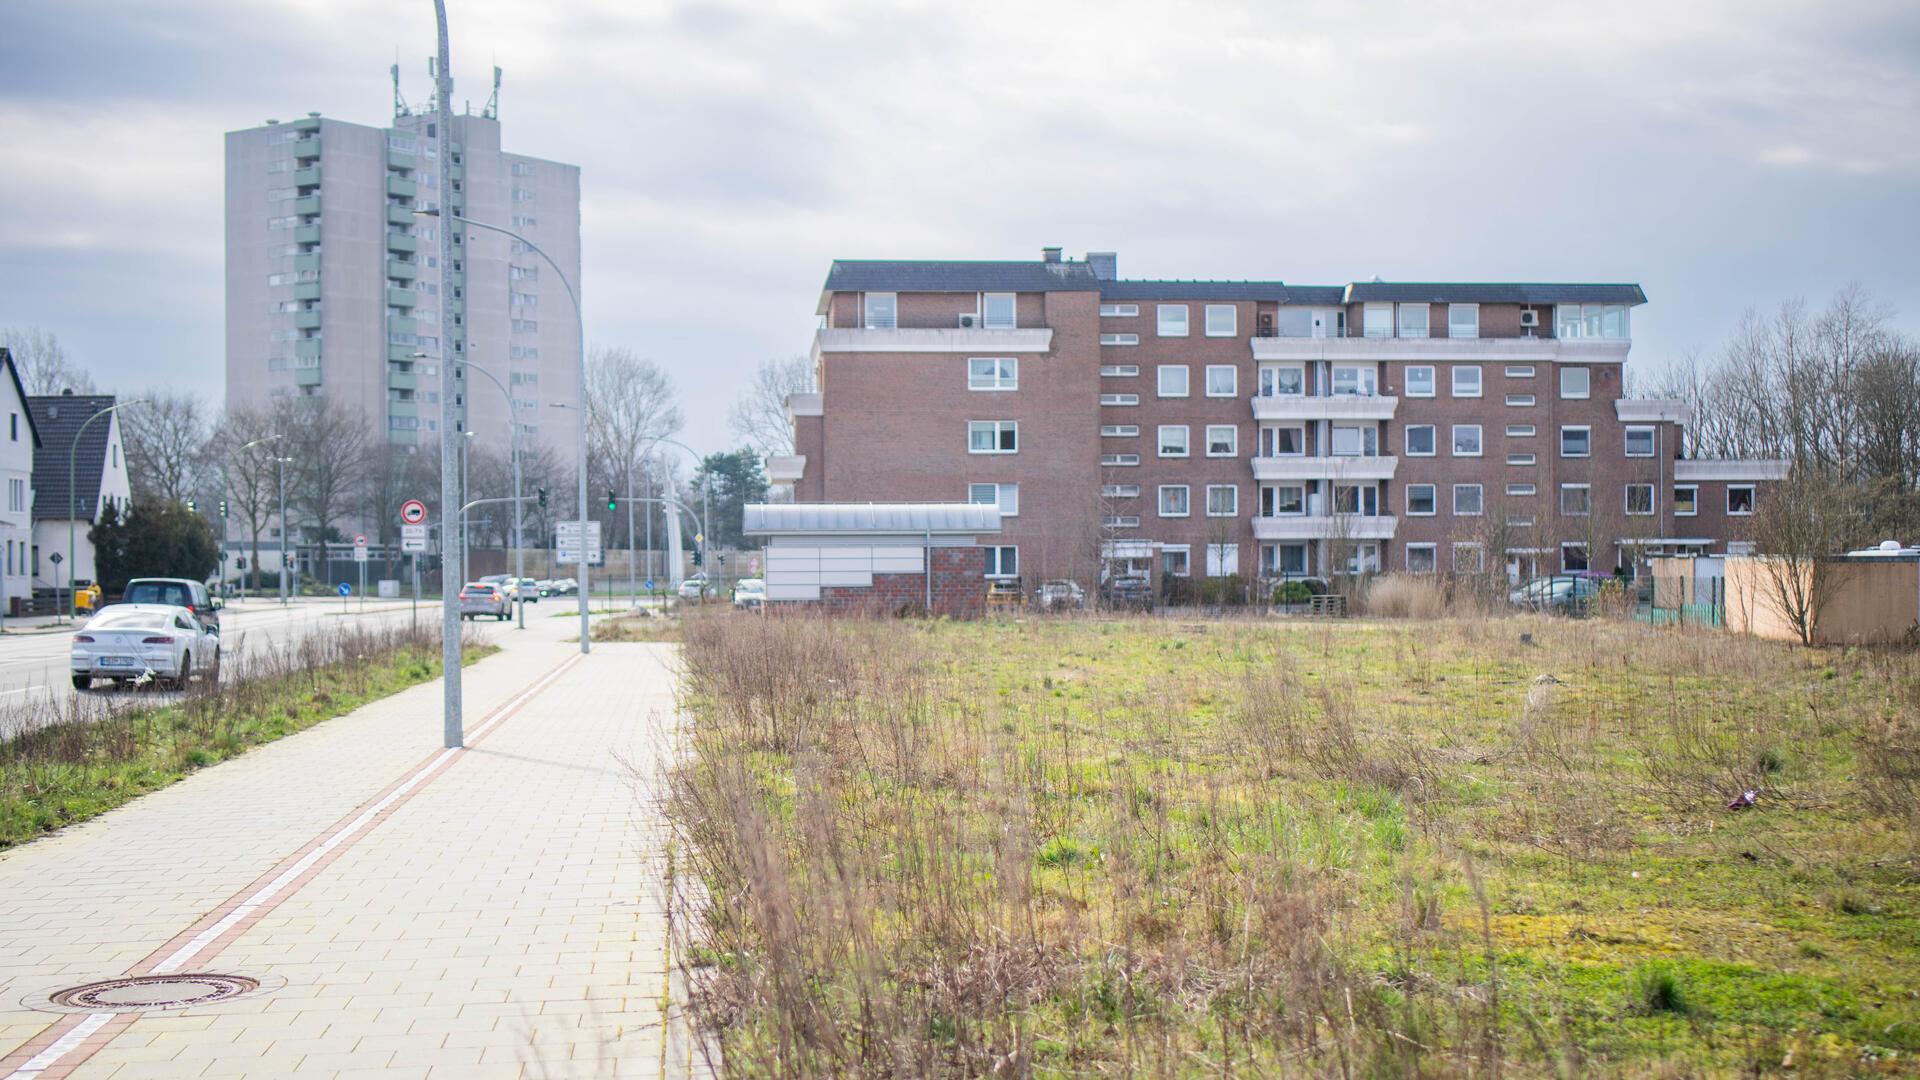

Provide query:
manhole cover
left=37, top=974, right=261, bottom=1013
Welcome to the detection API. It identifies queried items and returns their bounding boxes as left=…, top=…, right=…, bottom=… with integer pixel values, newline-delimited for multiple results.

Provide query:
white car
left=678, top=574, right=710, bottom=600
left=732, top=578, right=766, bottom=609
left=71, top=604, right=219, bottom=691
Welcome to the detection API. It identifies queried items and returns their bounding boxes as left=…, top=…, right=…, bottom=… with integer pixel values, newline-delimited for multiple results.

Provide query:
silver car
left=459, top=582, right=511, bottom=620
left=71, top=604, right=219, bottom=691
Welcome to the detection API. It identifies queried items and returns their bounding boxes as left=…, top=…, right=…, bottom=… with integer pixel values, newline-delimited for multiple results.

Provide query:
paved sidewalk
left=0, top=619, right=689, bottom=1078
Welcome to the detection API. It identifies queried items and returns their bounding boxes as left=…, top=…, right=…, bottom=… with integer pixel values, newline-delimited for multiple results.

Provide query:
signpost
left=353, top=534, right=369, bottom=612
left=398, top=503, right=429, bottom=624
left=556, top=520, right=602, bottom=567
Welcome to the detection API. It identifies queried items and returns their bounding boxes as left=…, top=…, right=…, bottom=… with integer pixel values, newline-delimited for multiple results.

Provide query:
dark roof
left=0, top=350, right=42, bottom=449
left=1099, top=280, right=1292, bottom=302
left=1274, top=285, right=1346, bottom=306
left=822, top=259, right=1101, bottom=295
left=28, top=393, right=118, bottom=522
left=1342, top=282, right=1647, bottom=305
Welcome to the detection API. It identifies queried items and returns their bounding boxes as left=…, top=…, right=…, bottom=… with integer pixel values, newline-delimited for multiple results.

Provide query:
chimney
left=1087, top=251, right=1117, bottom=281
left=1040, top=246, right=1062, bottom=264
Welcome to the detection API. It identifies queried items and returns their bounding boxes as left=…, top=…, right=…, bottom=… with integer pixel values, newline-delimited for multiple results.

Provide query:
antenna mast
left=391, top=61, right=411, bottom=118
left=484, top=66, right=502, bottom=119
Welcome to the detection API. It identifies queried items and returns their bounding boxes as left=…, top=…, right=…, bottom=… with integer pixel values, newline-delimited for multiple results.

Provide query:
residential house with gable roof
left=27, top=390, right=132, bottom=594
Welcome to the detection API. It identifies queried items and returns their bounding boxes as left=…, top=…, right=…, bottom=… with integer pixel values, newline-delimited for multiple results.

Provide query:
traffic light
left=537, top=487, right=548, bottom=509
left=219, top=498, right=229, bottom=517
left=692, top=549, right=703, bottom=567
left=606, top=490, right=617, bottom=512
left=716, top=553, right=727, bottom=566
left=186, top=498, right=197, bottom=513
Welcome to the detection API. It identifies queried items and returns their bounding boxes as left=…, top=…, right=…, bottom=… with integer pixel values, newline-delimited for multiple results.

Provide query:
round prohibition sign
left=400, top=499, right=428, bottom=525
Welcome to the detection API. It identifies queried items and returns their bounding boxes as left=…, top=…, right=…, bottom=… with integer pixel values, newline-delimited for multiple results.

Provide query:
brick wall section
left=810, top=546, right=987, bottom=617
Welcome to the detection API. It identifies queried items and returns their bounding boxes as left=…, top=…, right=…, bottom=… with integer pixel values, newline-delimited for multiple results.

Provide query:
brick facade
left=813, top=546, right=987, bottom=617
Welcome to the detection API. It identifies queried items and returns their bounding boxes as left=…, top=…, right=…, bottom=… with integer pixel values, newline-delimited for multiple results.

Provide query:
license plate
left=97, top=656, right=137, bottom=668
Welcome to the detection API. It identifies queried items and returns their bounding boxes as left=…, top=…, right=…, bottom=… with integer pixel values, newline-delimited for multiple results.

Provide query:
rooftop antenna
left=483, top=64, right=501, bottom=119
left=426, top=56, right=438, bottom=111
left=391, top=60, right=411, bottom=118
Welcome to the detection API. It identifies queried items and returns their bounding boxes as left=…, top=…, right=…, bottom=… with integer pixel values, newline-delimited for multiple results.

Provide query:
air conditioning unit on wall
left=1519, top=309, right=1539, bottom=327
left=957, top=313, right=979, bottom=328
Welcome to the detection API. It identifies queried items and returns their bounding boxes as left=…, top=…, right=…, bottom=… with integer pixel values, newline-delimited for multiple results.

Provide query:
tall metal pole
left=625, top=456, right=636, bottom=601
left=276, top=457, right=289, bottom=604
left=433, top=0, right=463, bottom=747
left=67, top=399, right=144, bottom=620
left=443, top=356, right=522, bottom=630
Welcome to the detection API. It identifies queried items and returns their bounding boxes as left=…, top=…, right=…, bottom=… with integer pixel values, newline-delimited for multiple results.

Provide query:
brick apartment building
left=772, top=249, right=1785, bottom=591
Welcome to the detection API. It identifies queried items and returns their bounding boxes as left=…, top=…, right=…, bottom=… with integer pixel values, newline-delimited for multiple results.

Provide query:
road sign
left=353, top=545, right=370, bottom=563
left=337, top=583, right=351, bottom=596
left=48, top=552, right=62, bottom=565
left=555, top=520, right=602, bottom=565
left=400, top=523, right=427, bottom=554
left=400, top=499, right=428, bottom=525
left=644, top=578, right=655, bottom=592
left=353, top=534, right=369, bottom=548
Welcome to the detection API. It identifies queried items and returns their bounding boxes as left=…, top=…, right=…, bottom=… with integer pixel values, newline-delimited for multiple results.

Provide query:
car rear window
left=89, top=611, right=169, bottom=630
left=124, top=583, right=192, bottom=607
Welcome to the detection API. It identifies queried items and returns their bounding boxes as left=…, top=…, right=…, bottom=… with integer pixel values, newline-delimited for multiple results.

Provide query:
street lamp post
left=234, top=433, right=285, bottom=598
left=68, top=398, right=145, bottom=620
left=437, top=355, right=525, bottom=629
left=418, top=205, right=587, bottom=654
left=431, top=0, right=463, bottom=748
left=274, top=454, right=295, bottom=604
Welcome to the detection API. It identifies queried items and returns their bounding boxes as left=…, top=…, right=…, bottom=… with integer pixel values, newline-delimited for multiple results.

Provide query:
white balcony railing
left=1252, top=514, right=1398, bottom=541
left=1250, top=455, right=1398, bottom=482
left=1250, top=394, right=1399, bottom=421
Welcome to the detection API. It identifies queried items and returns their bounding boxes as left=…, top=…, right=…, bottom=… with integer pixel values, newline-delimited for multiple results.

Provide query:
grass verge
left=669, top=610, right=1920, bottom=1076
left=0, top=622, right=496, bottom=848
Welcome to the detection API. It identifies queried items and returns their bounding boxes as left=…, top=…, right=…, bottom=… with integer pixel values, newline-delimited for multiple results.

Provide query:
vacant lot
left=670, top=612, right=1920, bottom=1077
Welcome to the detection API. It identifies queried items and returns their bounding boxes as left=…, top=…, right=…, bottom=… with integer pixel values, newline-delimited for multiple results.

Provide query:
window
left=1560, top=366, right=1590, bottom=399
left=1405, top=366, right=1436, bottom=397
left=1561, top=542, right=1589, bottom=573
left=1507, top=483, right=1538, bottom=498
left=1205, top=425, right=1237, bottom=456
left=1100, top=424, right=1140, bottom=437
left=1158, top=485, right=1191, bottom=517
left=1264, top=484, right=1306, bottom=516
left=1728, top=485, right=1756, bottom=515
left=1555, top=304, right=1630, bottom=340
left=1100, top=333, right=1140, bottom=346
left=1262, top=425, right=1304, bottom=456
left=1624, top=426, right=1655, bottom=457
left=1452, top=424, right=1483, bottom=457
left=1505, top=394, right=1536, bottom=407
left=1157, top=365, right=1189, bottom=397
left=1625, top=484, right=1654, bottom=515
left=1454, top=484, right=1484, bottom=516
left=1259, top=366, right=1305, bottom=396
left=1100, top=303, right=1139, bottom=317
left=1345, top=543, right=1382, bottom=575
left=7, top=478, right=24, bottom=513
left=984, top=546, right=1018, bottom=578
left=1101, top=453, right=1140, bottom=467
left=1406, top=544, right=1438, bottom=573
left=982, top=292, right=1016, bottom=329
left=1157, top=425, right=1190, bottom=457
left=1560, top=426, right=1591, bottom=457
left=1452, top=365, right=1483, bottom=398
left=1397, top=303, right=1429, bottom=339
left=1560, top=484, right=1590, bottom=516
left=967, top=357, right=1017, bottom=391
left=1161, top=546, right=1190, bottom=577
left=7, top=413, right=15, bottom=441
left=1505, top=365, right=1535, bottom=378
left=1363, top=303, right=1394, bottom=338
left=1157, top=304, right=1189, bottom=337
left=1453, top=543, right=1486, bottom=572
left=1508, top=453, right=1537, bottom=466
left=1406, top=484, right=1437, bottom=516
left=1507, top=424, right=1537, bottom=437
left=1405, top=425, right=1436, bottom=456
left=1100, top=393, right=1139, bottom=406
left=1674, top=485, right=1698, bottom=516
left=1206, top=485, right=1238, bottom=516
left=968, top=420, right=1017, bottom=454
left=1330, top=424, right=1378, bottom=457
left=1449, top=304, right=1479, bottom=339
left=1204, top=304, right=1237, bottom=337
left=862, top=292, right=897, bottom=329
left=1265, top=543, right=1308, bottom=576
left=1331, top=365, right=1377, bottom=396
left=1100, top=365, right=1139, bottom=377
left=1205, top=365, right=1237, bottom=397
left=1206, top=543, right=1239, bottom=577
left=1102, top=485, right=1141, bottom=500
left=968, top=482, right=1019, bottom=516
left=1334, top=484, right=1380, bottom=516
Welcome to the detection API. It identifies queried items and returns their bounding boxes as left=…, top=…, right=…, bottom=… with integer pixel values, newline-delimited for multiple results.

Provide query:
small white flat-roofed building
left=742, top=502, right=1003, bottom=615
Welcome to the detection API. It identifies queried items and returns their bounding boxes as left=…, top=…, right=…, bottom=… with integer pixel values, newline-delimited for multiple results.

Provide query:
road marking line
left=0, top=649, right=585, bottom=1080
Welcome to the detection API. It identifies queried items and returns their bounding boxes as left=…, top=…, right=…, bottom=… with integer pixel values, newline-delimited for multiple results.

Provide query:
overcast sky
left=2, top=0, right=1916, bottom=454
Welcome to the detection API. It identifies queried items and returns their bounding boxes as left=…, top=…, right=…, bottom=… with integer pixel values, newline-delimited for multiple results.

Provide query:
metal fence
left=1637, top=573, right=1726, bottom=628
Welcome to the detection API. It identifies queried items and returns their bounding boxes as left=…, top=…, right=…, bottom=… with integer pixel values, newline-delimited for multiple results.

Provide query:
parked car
left=551, top=577, right=578, bottom=595
left=1508, top=576, right=1604, bottom=613
left=534, top=579, right=556, bottom=597
left=678, top=574, right=711, bottom=600
left=512, top=577, right=544, bottom=602
left=71, top=603, right=219, bottom=691
left=120, top=577, right=223, bottom=633
left=731, top=578, right=766, bottom=610
left=1036, top=580, right=1087, bottom=610
left=1101, top=575, right=1155, bottom=609
left=459, top=582, right=511, bottom=620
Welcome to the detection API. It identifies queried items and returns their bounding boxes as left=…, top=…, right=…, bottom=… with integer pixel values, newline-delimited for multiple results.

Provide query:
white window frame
left=1624, top=483, right=1654, bottom=516
left=1267, top=484, right=1307, bottom=517
left=967, top=356, right=1017, bottom=391
left=1560, top=542, right=1589, bottom=573
left=1100, top=393, right=1139, bottom=406
left=1158, top=484, right=1191, bottom=518
left=1451, top=424, right=1483, bottom=458
left=1101, top=453, right=1141, bottom=467
left=1624, top=426, right=1655, bottom=457
left=862, top=292, right=897, bottom=329
left=1363, top=303, right=1394, bottom=339
left=1727, top=484, right=1756, bottom=516
left=1204, top=304, right=1237, bottom=337
left=1506, top=483, right=1537, bottom=498
left=968, top=482, right=1019, bottom=516
left=1100, top=333, right=1140, bottom=346
left=1157, top=365, right=1190, bottom=398
left=967, top=420, right=1017, bottom=455
left=984, top=545, right=1019, bottom=579
left=1157, top=424, right=1190, bottom=457
left=1406, top=483, right=1437, bottom=517
left=1204, top=365, right=1237, bottom=398
left=1205, top=543, right=1240, bottom=578
left=1505, top=393, right=1536, bottom=407
left=1448, top=303, right=1479, bottom=339
left=1259, top=365, right=1306, bottom=397
left=1100, top=424, right=1140, bottom=437
left=1160, top=545, right=1191, bottom=577
left=1205, top=484, right=1239, bottom=517
left=1263, top=425, right=1306, bottom=457
left=1331, top=364, right=1377, bottom=397
left=1099, top=303, right=1139, bottom=317
left=1560, top=365, right=1591, bottom=400
left=1406, top=543, right=1438, bottom=573
left=1504, top=365, right=1536, bottom=378
left=1100, top=364, right=1139, bottom=377
left=1157, top=304, right=1189, bottom=337
left=1507, top=424, right=1537, bottom=437
left=1674, top=484, right=1699, bottom=517
left=1560, top=483, right=1591, bottom=516
left=1453, top=483, right=1484, bottom=516
left=1508, top=453, right=1537, bottom=466
left=1453, top=542, right=1485, bottom=573
left=1101, top=483, right=1141, bottom=498
left=1405, top=365, right=1436, bottom=398
left=1405, top=424, right=1437, bottom=457
left=982, top=292, right=1016, bottom=330
left=1560, top=425, right=1591, bottom=458
left=1397, top=303, right=1429, bottom=339
left=1451, top=365, right=1483, bottom=398
left=1205, top=425, right=1237, bottom=457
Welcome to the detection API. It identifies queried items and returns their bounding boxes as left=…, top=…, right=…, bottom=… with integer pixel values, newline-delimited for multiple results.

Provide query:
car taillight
left=74, top=634, right=94, bottom=643
left=142, top=636, right=175, bottom=644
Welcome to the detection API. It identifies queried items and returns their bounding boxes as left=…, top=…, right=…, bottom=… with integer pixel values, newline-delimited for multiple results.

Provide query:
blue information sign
left=644, top=579, right=655, bottom=591
left=337, top=583, right=352, bottom=596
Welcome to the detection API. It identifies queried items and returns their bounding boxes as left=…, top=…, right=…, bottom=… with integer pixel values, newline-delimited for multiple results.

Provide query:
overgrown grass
left=668, top=610, right=1920, bottom=1076
left=588, top=612, right=682, bottom=643
left=0, top=622, right=496, bottom=848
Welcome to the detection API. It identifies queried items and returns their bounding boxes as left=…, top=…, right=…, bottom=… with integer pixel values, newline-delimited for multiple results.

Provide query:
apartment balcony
left=292, top=253, right=320, bottom=273
left=386, top=259, right=417, bottom=282
left=293, top=338, right=322, bottom=360
left=1251, top=455, right=1398, bottom=482
left=1249, top=393, right=1398, bottom=422
left=386, top=176, right=417, bottom=198
left=386, top=287, right=417, bottom=308
left=386, top=204, right=414, bottom=226
left=293, top=282, right=321, bottom=302
left=387, top=399, right=418, bottom=418
left=292, top=366, right=322, bottom=387
left=292, top=137, right=320, bottom=160
left=388, top=369, right=418, bottom=391
left=291, top=117, right=320, bottom=133
left=293, top=310, right=321, bottom=330
left=387, top=344, right=419, bottom=362
left=293, top=224, right=321, bottom=245
left=292, top=195, right=321, bottom=216
left=1252, top=514, right=1398, bottom=542
left=387, top=149, right=417, bottom=171
left=446, top=270, right=464, bottom=288
left=388, top=315, right=418, bottom=335
left=814, top=326, right=1054, bottom=356
left=384, top=231, right=417, bottom=254
left=1252, top=332, right=1629, bottom=363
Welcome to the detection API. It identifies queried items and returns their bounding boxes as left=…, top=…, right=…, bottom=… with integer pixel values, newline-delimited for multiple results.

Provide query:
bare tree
left=210, top=405, right=281, bottom=594
left=728, top=355, right=815, bottom=457
left=586, top=345, right=683, bottom=507
left=276, top=396, right=370, bottom=544
left=2, top=327, right=96, bottom=395
left=1748, top=468, right=1870, bottom=646
left=120, top=389, right=210, bottom=502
